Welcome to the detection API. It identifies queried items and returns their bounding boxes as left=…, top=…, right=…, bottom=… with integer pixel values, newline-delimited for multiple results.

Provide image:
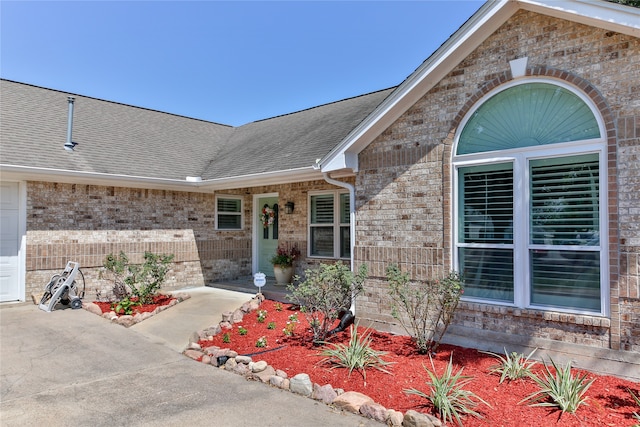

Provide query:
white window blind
left=216, top=197, right=242, bottom=230
left=529, top=154, right=600, bottom=311
left=458, top=163, right=514, bottom=302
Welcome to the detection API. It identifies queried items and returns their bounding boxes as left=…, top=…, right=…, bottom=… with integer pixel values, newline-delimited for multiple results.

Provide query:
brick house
left=1, top=1, right=638, bottom=376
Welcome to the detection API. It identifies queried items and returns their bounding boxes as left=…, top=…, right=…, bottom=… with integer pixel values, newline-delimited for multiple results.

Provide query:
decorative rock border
left=82, top=292, right=191, bottom=328
left=182, top=294, right=443, bottom=427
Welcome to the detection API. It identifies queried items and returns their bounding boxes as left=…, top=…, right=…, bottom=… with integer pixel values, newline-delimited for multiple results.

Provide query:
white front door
left=0, top=182, right=22, bottom=302
left=255, top=195, right=279, bottom=277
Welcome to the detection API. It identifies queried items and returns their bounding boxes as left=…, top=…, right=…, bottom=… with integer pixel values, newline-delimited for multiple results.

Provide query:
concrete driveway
left=0, top=289, right=379, bottom=427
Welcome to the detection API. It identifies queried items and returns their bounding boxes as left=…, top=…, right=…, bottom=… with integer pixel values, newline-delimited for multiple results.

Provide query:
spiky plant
left=404, top=354, right=490, bottom=426
left=318, top=323, right=393, bottom=385
left=521, top=358, right=595, bottom=414
left=629, top=388, right=640, bottom=427
left=482, top=348, right=538, bottom=383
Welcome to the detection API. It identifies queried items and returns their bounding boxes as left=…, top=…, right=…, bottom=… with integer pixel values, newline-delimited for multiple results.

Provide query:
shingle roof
left=0, top=79, right=393, bottom=182
left=0, top=79, right=234, bottom=181
left=201, top=88, right=395, bottom=180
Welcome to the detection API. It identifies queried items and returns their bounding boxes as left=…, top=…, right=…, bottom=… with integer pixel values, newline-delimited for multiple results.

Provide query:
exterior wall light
left=284, top=201, right=295, bottom=214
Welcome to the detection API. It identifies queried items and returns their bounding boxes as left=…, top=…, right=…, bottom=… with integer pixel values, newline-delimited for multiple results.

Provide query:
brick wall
left=354, top=10, right=640, bottom=353
left=25, top=179, right=345, bottom=299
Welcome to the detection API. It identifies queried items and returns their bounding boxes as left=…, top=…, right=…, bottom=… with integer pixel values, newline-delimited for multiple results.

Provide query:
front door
left=256, top=195, right=279, bottom=277
left=0, top=182, right=21, bottom=302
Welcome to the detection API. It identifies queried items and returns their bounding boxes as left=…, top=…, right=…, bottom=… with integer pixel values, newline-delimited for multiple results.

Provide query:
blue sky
left=1, top=1, right=483, bottom=126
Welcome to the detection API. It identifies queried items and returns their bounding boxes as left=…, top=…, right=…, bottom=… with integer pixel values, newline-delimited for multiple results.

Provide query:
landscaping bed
left=194, top=299, right=639, bottom=427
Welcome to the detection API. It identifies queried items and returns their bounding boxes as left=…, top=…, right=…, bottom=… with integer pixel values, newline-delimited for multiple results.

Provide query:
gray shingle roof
left=0, top=79, right=393, bottom=182
left=1, top=79, right=234, bottom=181
left=202, top=88, right=395, bottom=179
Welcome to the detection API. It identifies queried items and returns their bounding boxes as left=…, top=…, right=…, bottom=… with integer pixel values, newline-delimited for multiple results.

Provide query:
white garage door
left=1, top=182, right=21, bottom=302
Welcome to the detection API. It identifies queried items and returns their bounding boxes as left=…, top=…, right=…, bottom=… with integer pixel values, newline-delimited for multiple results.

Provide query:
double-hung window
left=454, top=81, right=607, bottom=315
left=309, top=191, right=350, bottom=258
left=215, top=195, right=243, bottom=230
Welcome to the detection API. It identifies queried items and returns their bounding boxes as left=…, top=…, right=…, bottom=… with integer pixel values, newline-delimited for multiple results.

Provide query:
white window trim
left=215, top=194, right=243, bottom=230
left=452, top=79, right=609, bottom=317
left=308, top=189, right=350, bottom=259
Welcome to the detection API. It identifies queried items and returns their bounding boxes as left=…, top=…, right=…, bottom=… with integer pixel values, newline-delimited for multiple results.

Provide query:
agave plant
left=482, top=347, right=537, bottom=383
left=317, top=323, right=393, bottom=385
left=521, top=358, right=595, bottom=414
left=629, top=388, right=640, bottom=427
left=405, top=354, right=490, bottom=426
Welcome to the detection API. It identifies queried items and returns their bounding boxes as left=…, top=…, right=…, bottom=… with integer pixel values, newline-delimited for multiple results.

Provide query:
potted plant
left=270, top=244, right=300, bottom=285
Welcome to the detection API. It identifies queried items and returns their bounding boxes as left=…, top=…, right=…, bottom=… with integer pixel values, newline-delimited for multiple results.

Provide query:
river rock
left=386, top=409, right=404, bottom=427
left=359, top=402, right=387, bottom=423
left=331, top=391, right=374, bottom=414
left=312, top=383, right=337, bottom=404
left=289, top=373, right=312, bottom=396
left=403, top=410, right=442, bottom=427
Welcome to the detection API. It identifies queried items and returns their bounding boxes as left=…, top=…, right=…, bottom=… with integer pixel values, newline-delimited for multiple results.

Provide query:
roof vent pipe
left=64, top=97, right=77, bottom=151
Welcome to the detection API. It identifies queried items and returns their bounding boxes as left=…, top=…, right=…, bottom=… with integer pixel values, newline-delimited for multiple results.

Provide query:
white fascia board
left=319, top=0, right=639, bottom=175
left=319, top=0, right=516, bottom=173
left=519, top=0, right=640, bottom=37
left=0, top=164, right=322, bottom=192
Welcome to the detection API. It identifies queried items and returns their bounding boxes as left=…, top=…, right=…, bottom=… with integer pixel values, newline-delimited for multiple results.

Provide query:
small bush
left=222, top=332, right=231, bottom=343
left=483, top=348, right=537, bottom=383
left=405, top=354, right=490, bottom=426
left=111, top=295, right=141, bottom=315
left=237, top=326, right=248, bottom=336
left=267, top=321, right=276, bottom=330
left=318, top=323, right=393, bottom=385
left=287, top=262, right=367, bottom=343
left=387, top=265, right=463, bottom=354
left=521, top=358, right=595, bottom=414
left=101, top=251, right=174, bottom=305
left=256, top=336, right=267, bottom=348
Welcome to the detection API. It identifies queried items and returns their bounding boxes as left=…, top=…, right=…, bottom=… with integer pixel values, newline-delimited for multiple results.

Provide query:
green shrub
left=405, top=354, right=490, bottom=426
left=483, top=348, right=537, bottom=383
left=318, top=323, right=393, bottom=385
left=101, top=251, right=174, bottom=305
left=521, top=358, right=595, bottom=414
left=126, top=252, right=174, bottom=304
left=386, top=265, right=463, bottom=354
left=111, top=295, right=141, bottom=315
left=287, top=262, right=367, bottom=343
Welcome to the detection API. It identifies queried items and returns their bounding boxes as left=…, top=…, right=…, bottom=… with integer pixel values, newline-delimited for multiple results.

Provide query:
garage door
left=1, top=182, right=21, bottom=302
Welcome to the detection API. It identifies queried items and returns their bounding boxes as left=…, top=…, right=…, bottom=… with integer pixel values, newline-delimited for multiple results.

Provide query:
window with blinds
left=529, top=154, right=600, bottom=311
left=309, top=191, right=350, bottom=258
left=454, top=80, right=605, bottom=314
left=216, top=196, right=242, bottom=230
left=458, top=163, right=514, bottom=302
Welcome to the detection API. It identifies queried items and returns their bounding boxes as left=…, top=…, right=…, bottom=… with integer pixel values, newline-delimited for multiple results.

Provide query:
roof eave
left=0, top=164, right=322, bottom=192
left=319, top=0, right=516, bottom=173
left=319, top=0, right=640, bottom=174
left=519, top=0, right=640, bottom=38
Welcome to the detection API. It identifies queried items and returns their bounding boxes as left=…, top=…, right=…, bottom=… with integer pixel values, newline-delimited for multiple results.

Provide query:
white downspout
left=322, top=172, right=356, bottom=314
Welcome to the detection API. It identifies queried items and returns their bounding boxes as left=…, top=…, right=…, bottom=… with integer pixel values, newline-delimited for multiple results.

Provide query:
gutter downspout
left=322, top=172, right=356, bottom=314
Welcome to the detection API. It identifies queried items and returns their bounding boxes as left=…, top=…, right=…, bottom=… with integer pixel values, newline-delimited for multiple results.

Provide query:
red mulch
left=93, top=294, right=175, bottom=316
left=198, top=300, right=639, bottom=427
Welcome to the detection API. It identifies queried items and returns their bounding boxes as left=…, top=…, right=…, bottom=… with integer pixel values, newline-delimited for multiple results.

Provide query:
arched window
left=453, top=80, right=607, bottom=314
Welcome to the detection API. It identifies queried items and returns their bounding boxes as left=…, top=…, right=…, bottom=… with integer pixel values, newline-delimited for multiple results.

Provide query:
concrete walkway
left=0, top=287, right=380, bottom=427
left=130, top=286, right=253, bottom=353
